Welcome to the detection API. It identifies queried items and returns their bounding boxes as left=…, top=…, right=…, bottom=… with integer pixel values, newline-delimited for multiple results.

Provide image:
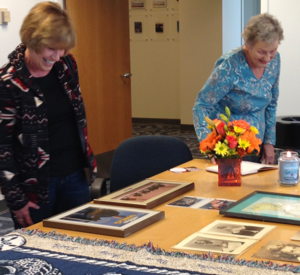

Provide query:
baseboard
left=180, top=124, right=195, bottom=132
left=132, top=118, right=180, bottom=125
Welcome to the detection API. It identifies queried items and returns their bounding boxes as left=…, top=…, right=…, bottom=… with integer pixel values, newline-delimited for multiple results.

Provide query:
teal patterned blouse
left=193, top=47, right=280, bottom=145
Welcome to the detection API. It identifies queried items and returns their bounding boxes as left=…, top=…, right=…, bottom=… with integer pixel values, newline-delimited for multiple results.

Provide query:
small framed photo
left=131, top=0, right=145, bottom=9
left=155, top=23, right=164, bottom=33
left=134, top=22, right=143, bottom=33
left=43, top=204, right=164, bottom=237
left=94, top=179, right=194, bottom=209
left=199, top=220, right=275, bottom=240
left=152, top=0, right=167, bottom=8
left=220, top=191, right=300, bottom=225
left=173, top=233, right=257, bottom=255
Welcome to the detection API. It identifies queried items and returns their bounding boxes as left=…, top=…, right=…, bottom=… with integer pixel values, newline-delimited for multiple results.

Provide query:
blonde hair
left=20, top=1, right=76, bottom=54
left=242, top=13, right=284, bottom=47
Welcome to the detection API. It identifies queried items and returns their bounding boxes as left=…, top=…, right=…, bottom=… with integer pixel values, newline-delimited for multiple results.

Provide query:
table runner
left=0, top=229, right=299, bottom=275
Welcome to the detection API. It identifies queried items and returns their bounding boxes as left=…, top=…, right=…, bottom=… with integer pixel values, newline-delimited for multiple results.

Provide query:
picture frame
left=94, top=179, right=194, bottom=209
left=43, top=203, right=164, bottom=238
left=220, top=191, right=300, bottom=225
left=199, top=220, right=275, bottom=240
left=173, top=233, right=257, bottom=255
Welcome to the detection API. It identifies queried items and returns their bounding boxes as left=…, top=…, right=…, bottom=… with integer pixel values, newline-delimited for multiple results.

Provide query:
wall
left=261, top=0, right=300, bottom=117
left=179, top=0, right=222, bottom=124
left=130, top=0, right=222, bottom=124
left=129, top=0, right=180, bottom=119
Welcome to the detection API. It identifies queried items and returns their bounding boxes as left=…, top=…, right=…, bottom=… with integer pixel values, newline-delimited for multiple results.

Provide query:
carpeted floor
left=0, top=210, right=14, bottom=236
left=132, top=122, right=205, bottom=159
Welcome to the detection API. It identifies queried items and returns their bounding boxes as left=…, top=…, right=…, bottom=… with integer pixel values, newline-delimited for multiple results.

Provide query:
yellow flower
left=234, top=126, right=246, bottom=134
left=214, top=141, right=229, bottom=156
left=227, top=149, right=237, bottom=156
left=238, top=139, right=250, bottom=149
left=250, top=126, right=259, bottom=134
left=226, top=131, right=236, bottom=136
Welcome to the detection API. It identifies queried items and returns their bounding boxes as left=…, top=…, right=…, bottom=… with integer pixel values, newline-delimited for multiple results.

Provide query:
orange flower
left=232, top=120, right=250, bottom=130
left=246, top=131, right=262, bottom=154
left=200, top=130, right=222, bottom=152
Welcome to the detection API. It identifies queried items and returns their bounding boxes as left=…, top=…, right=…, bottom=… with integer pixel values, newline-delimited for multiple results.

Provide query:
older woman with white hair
left=193, top=13, right=284, bottom=164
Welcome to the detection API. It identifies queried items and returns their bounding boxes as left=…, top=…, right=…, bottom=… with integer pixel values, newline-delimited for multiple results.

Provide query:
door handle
left=122, top=72, right=132, bottom=78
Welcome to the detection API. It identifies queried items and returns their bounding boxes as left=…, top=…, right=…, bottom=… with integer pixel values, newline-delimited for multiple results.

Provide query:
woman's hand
left=12, top=202, right=40, bottom=227
left=261, top=144, right=275, bottom=164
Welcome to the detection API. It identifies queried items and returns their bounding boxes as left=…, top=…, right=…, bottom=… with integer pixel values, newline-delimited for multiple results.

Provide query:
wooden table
left=28, top=159, right=300, bottom=263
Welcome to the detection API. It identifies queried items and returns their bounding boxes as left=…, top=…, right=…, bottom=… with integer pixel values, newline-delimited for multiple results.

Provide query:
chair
left=90, top=135, right=193, bottom=198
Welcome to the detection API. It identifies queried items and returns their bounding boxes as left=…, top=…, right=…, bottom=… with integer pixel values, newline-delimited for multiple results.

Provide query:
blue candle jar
left=278, top=151, right=300, bottom=186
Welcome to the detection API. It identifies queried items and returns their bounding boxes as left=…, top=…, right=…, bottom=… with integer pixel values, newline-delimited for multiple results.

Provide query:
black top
left=34, top=67, right=85, bottom=177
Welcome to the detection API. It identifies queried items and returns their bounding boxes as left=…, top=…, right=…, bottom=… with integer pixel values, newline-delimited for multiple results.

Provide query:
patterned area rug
left=0, top=229, right=299, bottom=275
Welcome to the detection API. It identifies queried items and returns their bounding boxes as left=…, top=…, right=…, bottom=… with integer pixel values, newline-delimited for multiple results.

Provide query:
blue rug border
left=16, top=228, right=300, bottom=273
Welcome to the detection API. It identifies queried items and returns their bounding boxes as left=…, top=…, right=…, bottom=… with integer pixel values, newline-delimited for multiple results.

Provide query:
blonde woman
left=0, top=2, right=97, bottom=228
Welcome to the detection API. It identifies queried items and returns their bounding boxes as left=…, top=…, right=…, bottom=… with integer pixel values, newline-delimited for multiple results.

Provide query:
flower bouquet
left=200, top=107, right=262, bottom=186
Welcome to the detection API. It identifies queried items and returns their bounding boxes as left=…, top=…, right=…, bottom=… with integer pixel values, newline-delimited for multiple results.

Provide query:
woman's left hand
left=261, top=144, right=275, bottom=164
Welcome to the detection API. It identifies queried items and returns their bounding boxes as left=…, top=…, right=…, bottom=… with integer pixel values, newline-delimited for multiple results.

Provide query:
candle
left=278, top=151, right=300, bottom=186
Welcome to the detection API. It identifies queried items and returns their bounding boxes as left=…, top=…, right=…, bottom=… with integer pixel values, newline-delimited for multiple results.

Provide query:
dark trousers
left=11, top=169, right=90, bottom=229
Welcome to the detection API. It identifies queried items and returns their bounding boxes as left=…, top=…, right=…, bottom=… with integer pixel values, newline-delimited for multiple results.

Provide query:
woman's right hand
left=12, top=202, right=40, bottom=227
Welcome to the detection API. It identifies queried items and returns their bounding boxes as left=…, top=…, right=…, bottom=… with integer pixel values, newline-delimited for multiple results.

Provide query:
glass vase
left=218, top=158, right=241, bottom=186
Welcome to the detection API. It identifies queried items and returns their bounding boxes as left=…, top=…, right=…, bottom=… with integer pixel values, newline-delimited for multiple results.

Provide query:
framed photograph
left=173, top=233, right=257, bottom=255
left=220, top=191, right=300, bottom=225
left=131, top=0, right=145, bottom=9
left=199, top=220, right=275, bottom=240
left=43, top=204, right=164, bottom=238
left=253, top=239, right=300, bottom=263
left=134, top=21, right=143, bottom=33
left=94, top=179, right=194, bottom=209
left=155, top=23, right=164, bottom=33
left=152, top=0, right=167, bottom=8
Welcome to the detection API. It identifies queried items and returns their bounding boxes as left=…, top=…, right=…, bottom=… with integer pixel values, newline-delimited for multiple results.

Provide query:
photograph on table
left=199, top=220, right=275, bottom=240
left=291, top=230, right=300, bottom=241
left=94, top=179, right=194, bottom=209
left=220, top=191, right=300, bottom=225
left=43, top=203, right=165, bottom=237
left=200, top=198, right=236, bottom=211
left=253, top=239, right=300, bottom=263
left=173, top=233, right=257, bottom=255
left=167, top=196, right=212, bottom=208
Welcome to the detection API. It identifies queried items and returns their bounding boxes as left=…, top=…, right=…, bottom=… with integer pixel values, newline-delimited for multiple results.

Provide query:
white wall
left=222, top=0, right=242, bottom=54
left=0, top=0, right=63, bottom=201
left=129, top=0, right=180, bottom=119
left=261, top=0, right=300, bottom=117
left=180, top=1, right=222, bottom=124
left=0, top=0, right=63, bottom=66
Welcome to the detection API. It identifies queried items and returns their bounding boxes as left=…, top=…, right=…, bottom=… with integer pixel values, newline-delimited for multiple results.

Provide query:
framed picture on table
left=94, top=179, right=194, bottom=209
left=43, top=203, right=164, bottom=238
left=220, top=191, right=300, bottom=225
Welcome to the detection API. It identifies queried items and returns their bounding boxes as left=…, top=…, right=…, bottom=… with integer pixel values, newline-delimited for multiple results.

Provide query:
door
left=65, top=0, right=132, bottom=155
